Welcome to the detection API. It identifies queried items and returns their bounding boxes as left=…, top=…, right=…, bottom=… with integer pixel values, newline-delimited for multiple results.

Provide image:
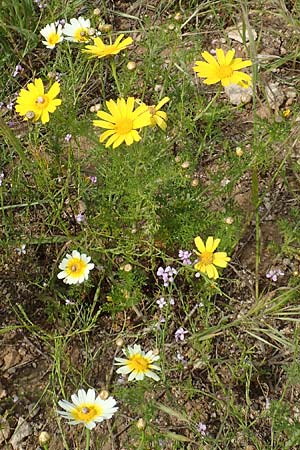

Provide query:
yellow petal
left=201, top=51, right=219, bottom=67
left=194, top=236, right=205, bottom=253
left=215, top=48, right=226, bottom=65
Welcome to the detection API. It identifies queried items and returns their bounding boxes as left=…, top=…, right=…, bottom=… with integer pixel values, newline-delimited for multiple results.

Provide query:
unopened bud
left=174, top=12, right=182, bottom=21
left=127, top=61, right=136, bottom=71
left=93, top=8, right=101, bottom=15
left=99, top=389, right=109, bottom=400
left=124, top=263, right=132, bottom=272
left=94, top=103, right=101, bottom=111
left=181, top=161, right=190, bottom=169
left=88, top=28, right=96, bottom=36
left=175, top=155, right=181, bottom=163
left=224, top=216, right=234, bottom=224
left=136, top=418, right=146, bottom=430
left=116, top=337, right=124, bottom=347
left=168, top=24, right=175, bottom=30
left=99, top=24, right=113, bottom=33
left=90, top=105, right=96, bottom=113
left=25, top=111, right=35, bottom=120
left=191, top=178, right=199, bottom=187
left=38, top=431, right=51, bottom=445
left=235, top=147, right=243, bottom=157
left=47, top=71, right=56, bottom=79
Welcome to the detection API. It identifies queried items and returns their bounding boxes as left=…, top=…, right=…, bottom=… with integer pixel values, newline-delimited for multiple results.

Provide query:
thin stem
left=85, top=428, right=91, bottom=450
left=193, top=87, right=221, bottom=122
left=110, top=59, right=122, bottom=96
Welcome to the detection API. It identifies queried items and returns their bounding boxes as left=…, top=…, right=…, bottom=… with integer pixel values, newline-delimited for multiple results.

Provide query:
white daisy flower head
left=57, top=388, right=118, bottom=430
left=40, top=22, right=64, bottom=49
left=115, top=344, right=161, bottom=382
left=57, top=250, right=94, bottom=284
left=63, top=17, right=91, bottom=42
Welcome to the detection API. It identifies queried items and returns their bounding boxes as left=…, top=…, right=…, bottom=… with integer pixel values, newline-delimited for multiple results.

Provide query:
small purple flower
left=89, top=175, right=97, bottom=184
left=157, top=266, right=177, bottom=287
left=64, top=133, right=72, bottom=142
left=75, top=212, right=85, bottom=224
left=197, top=422, right=207, bottom=436
left=174, top=327, right=188, bottom=342
left=6, top=101, right=14, bottom=110
left=266, top=268, right=284, bottom=282
left=178, top=249, right=192, bottom=265
left=0, top=172, right=4, bottom=186
left=157, top=297, right=166, bottom=309
left=13, top=64, right=24, bottom=78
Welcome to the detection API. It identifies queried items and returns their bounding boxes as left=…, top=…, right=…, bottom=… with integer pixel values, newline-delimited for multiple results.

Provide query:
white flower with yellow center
left=63, top=17, right=91, bottom=42
left=57, top=250, right=94, bottom=284
left=115, top=344, right=161, bottom=381
left=40, top=23, right=64, bottom=49
left=57, top=388, right=118, bottom=430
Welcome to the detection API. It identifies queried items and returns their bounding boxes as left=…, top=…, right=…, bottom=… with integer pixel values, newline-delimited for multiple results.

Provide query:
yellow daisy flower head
left=93, top=97, right=151, bottom=149
left=82, top=33, right=133, bottom=58
left=40, top=22, right=64, bottom=49
left=57, top=388, right=118, bottom=430
left=115, top=344, right=161, bottom=382
left=193, top=48, right=252, bottom=88
left=57, top=250, right=94, bottom=285
left=194, top=236, right=231, bottom=280
left=63, top=17, right=91, bottom=42
left=15, top=78, right=62, bottom=124
left=147, top=97, right=170, bottom=131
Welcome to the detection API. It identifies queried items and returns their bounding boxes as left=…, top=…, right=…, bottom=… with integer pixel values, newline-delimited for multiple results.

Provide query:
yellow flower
left=82, top=34, right=133, bottom=58
left=147, top=97, right=170, bottom=130
left=193, top=48, right=252, bottom=88
left=194, top=236, right=231, bottom=279
left=57, top=388, right=118, bottom=430
left=93, top=97, right=151, bottom=148
left=57, top=250, right=94, bottom=285
left=15, top=78, right=61, bottom=124
left=115, top=344, right=160, bottom=381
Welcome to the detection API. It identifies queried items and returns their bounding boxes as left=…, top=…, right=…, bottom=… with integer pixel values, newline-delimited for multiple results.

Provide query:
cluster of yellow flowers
left=15, top=15, right=252, bottom=147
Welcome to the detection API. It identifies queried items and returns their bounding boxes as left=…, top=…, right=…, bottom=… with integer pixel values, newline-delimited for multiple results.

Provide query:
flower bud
left=191, top=178, right=199, bottom=187
left=124, top=263, right=132, bottom=272
left=116, top=337, right=124, bottom=347
left=181, top=161, right=190, bottom=169
left=235, top=147, right=243, bottom=157
left=127, top=61, right=137, bottom=71
left=93, top=8, right=101, bottom=15
left=38, top=431, right=51, bottom=445
left=99, top=389, right=109, bottom=400
left=136, top=418, right=146, bottom=430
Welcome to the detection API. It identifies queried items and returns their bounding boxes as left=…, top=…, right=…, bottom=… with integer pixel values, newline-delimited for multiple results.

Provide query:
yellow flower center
left=74, top=27, right=89, bottom=42
left=116, top=118, right=133, bottom=135
left=71, top=404, right=103, bottom=422
left=148, top=106, right=156, bottom=116
left=128, top=354, right=150, bottom=372
left=218, top=65, right=233, bottom=79
left=35, top=95, right=49, bottom=109
left=47, top=32, right=60, bottom=46
left=199, top=251, right=214, bottom=265
left=66, top=258, right=86, bottom=277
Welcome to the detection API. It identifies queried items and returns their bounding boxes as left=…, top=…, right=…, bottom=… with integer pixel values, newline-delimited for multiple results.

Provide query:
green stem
left=193, top=87, right=221, bottom=121
left=110, top=59, right=122, bottom=96
left=85, top=428, right=91, bottom=450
